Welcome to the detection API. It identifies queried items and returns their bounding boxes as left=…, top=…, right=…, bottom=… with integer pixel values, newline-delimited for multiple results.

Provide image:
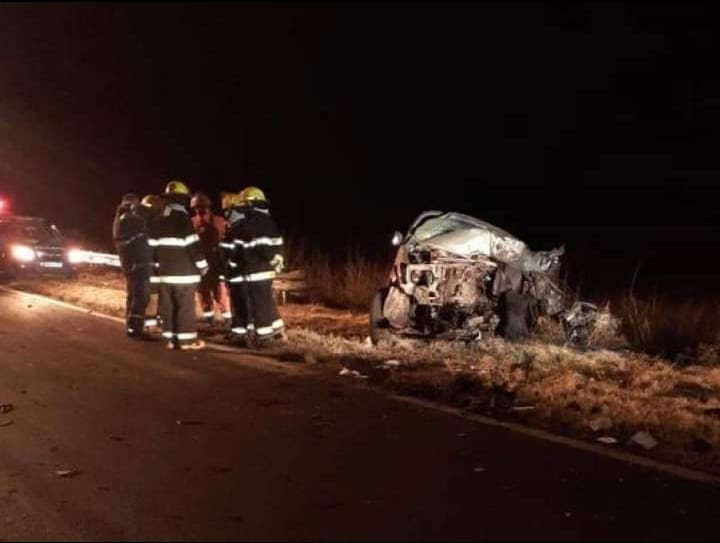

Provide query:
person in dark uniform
left=112, top=193, right=153, bottom=339
left=149, top=180, right=208, bottom=351
left=221, top=186, right=285, bottom=346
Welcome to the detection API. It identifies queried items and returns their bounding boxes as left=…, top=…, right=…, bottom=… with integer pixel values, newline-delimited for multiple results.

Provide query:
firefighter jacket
left=220, top=203, right=283, bottom=283
left=149, top=203, right=209, bottom=284
left=112, top=204, right=153, bottom=275
left=191, top=212, right=226, bottom=271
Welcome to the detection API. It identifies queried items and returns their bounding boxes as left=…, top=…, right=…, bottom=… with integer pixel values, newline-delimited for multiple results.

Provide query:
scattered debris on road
left=55, top=469, right=81, bottom=478
left=176, top=420, right=204, bottom=426
left=596, top=436, right=618, bottom=445
left=0, top=403, right=13, bottom=414
left=339, top=368, right=368, bottom=380
left=630, top=431, right=659, bottom=450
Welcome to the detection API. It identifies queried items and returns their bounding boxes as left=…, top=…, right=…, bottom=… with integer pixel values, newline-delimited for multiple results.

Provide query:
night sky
left=0, top=2, right=718, bottom=297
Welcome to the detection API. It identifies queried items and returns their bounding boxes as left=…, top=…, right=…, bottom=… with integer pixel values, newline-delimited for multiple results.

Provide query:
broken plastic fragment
left=55, top=469, right=81, bottom=478
left=596, top=436, right=618, bottom=445
left=588, top=417, right=613, bottom=432
left=630, top=431, right=658, bottom=450
left=339, top=368, right=368, bottom=379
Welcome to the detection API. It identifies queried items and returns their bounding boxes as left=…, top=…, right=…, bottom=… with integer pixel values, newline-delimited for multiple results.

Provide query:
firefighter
left=112, top=193, right=153, bottom=339
left=222, top=186, right=285, bottom=346
left=190, top=192, right=231, bottom=326
left=149, top=180, right=209, bottom=350
left=139, top=194, right=166, bottom=330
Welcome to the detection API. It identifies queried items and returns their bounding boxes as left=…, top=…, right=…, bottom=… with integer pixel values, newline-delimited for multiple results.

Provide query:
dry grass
left=304, top=252, right=389, bottom=311
left=618, top=293, right=720, bottom=362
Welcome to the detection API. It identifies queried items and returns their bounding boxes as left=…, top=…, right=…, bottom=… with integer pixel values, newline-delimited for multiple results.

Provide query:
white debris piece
left=596, top=437, right=618, bottom=445
left=339, top=368, right=368, bottom=380
left=384, top=360, right=402, bottom=368
left=588, top=417, right=613, bottom=432
left=630, top=431, right=659, bottom=450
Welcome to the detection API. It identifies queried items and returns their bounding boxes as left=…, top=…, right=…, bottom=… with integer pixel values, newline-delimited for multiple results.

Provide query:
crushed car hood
left=408, top=212, right=528, bottom=263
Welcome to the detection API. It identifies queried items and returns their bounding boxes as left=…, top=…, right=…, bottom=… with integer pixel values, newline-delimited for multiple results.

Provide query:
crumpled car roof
left=408, top=211, right=528, bottom=263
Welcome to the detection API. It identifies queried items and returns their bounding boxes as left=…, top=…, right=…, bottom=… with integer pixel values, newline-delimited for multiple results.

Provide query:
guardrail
left=76, top=251, right=307, bottom=304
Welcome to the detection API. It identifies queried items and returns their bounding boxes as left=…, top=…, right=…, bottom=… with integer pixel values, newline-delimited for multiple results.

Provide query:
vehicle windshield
left=408, top=212, right=517, bottom=243
left=0, top=219, right=63, bottom=243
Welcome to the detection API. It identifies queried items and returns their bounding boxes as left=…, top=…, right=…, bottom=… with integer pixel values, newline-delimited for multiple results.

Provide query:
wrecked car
left=370, top=211, right=598, bottom=346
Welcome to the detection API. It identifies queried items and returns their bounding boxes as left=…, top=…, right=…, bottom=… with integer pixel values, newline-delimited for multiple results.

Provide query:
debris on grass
left=588, top=417, right=613, bottom=432
left=630, top=431, right=659, bottom=450
left=339, top=368, right=368, bottom=380
left=597, top=437, right=618, bottom=445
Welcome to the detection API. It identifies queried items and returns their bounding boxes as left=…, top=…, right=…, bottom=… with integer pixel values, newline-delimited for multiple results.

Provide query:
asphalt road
left=1, top=288, right=720, bottom=541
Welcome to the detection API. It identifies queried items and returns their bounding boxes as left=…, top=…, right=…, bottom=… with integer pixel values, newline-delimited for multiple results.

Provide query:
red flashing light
left=0, top=200, right=6, bottom=213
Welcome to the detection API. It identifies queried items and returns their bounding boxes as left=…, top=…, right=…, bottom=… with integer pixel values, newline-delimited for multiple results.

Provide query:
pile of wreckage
left=371, top=211, right=604, bottom=346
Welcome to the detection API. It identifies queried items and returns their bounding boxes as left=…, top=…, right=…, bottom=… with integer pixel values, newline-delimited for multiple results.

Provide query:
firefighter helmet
left=190, top=192, right=212, bottom=209
left=140, top=194, right=164, bottom=213
left=238, top=186, right=268, bottom=204
left=164, top=180, right=190, bottom=195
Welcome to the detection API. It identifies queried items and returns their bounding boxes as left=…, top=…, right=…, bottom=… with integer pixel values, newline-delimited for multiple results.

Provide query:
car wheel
left=369, top=287, right=392, bottom=345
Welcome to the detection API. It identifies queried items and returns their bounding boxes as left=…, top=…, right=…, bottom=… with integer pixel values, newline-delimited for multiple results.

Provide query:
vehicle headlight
left=11, top=244, right=36, bottom=263
left=67, top=248, right=85, bottom=264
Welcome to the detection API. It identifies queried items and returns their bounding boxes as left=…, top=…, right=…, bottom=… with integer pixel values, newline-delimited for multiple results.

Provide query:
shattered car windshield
left=409, top=212, right=517, bottom=243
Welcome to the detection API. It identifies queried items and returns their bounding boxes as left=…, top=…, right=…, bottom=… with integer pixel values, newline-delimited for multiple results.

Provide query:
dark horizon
left=0, top=2, right=718, bottom=298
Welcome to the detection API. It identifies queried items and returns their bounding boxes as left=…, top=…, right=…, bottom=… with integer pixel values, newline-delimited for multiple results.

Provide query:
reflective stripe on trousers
left=228, top=271, right=276, bottom=283
left=256, top=319, right=285, bottom=337
left=151, top=275, right=201, bottom=284
left=162, top=331, right=198, bottom=341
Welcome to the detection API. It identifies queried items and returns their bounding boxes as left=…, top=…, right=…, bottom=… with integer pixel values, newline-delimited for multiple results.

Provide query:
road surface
left=1, top=288, right=719, bottom=541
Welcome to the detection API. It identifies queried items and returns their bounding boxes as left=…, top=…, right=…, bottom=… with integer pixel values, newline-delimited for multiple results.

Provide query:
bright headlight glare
left=11, top=244, right=36, bottom=263
left=67, top=248, right=85, bottom=264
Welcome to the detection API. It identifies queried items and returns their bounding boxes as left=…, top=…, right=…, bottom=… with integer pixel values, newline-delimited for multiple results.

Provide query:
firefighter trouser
left=158, top=283, right=199, bottom=345
left=125, top=267, right=151, bottom=337
left=229, top=276, right=284, bottom=341
left=198, top=268, right=231, bottom=320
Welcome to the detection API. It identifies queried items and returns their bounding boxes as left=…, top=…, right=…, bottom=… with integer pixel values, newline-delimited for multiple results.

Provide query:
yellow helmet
left=140, top=194, right=164, bottom=213
left=238, top=186, right=267, bottom=204
left=164, top=180, right=190, bottom=195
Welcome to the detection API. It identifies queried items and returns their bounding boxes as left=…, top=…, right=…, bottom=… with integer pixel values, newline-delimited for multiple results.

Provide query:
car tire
left=369, top=287, right=392, bottom=345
